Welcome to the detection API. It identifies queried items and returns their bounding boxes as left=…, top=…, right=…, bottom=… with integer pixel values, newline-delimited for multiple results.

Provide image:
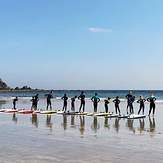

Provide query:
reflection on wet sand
left=113, top=118, right=120, bottom=133
left=91, top=116, right=100, bottom=133
left=70, top=115, right=76, bottom=128
left=62, top=115, right=67, bottom=130
left=104, top=117, right=110, bottom=129
left=31, top=113, right=38, bottom=128
left=126, top=119, right=135, bottom=133
left=79, top=116, right=85, bottom=136
left=5, top=113, right=158, bottom=137
left=137, top=119, right=145, bottom=134
left=46, top=115, right=53, bottom=131
left=12, top=113, right=18, bottom=124
left=149, top=117, right=156, bottom=137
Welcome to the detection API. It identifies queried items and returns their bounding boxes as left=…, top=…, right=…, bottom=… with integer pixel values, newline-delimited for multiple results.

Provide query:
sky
left=0, top=0, right=163, bottom=90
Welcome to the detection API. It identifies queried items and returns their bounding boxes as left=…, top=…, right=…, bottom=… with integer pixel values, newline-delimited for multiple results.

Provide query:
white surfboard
left=118, top=114, right=129, bottom=118
left=40, top=110, right=56, bottom=114
left=127, top=114, right=146, bottom=119
left=4, top=109, right=18, bottom=113
left=87, top=112, right=113, bottom=116
left=105, top=114, right=119, bottom=118
left=76, top=112, right=88, bottom=115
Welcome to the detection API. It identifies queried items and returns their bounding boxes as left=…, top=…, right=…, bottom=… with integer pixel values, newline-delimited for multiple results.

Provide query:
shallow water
left=0, top=99, right=163, bottom=163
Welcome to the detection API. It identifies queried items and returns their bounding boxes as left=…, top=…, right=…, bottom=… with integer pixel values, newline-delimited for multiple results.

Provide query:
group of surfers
left=12, top=90, right=157, bottom=116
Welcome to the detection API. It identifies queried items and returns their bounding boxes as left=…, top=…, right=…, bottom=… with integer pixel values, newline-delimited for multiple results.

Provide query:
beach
left=0, top=91, right=163, bottom=163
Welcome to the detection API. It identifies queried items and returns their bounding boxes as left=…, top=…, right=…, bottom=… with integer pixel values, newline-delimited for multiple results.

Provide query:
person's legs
left=149, top=104, right=152, bottom=115
left=82, top=102, right=85, bottom=112
left=138, top=106, right=141, bottom=114
left=153, top=104, right=155, bottom=115
left=79, top=103, right=82, bottom=112
left=105, top=105, right=108, bottom=113
left=142, top=105, right=145, bottom=114
left=117, top=105, right=121, bottom=115
left=115, top=106, right=118, bottom=114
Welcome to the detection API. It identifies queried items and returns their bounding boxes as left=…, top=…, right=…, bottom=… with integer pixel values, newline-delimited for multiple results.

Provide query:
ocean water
left=0, top=90, right=163, bottom=163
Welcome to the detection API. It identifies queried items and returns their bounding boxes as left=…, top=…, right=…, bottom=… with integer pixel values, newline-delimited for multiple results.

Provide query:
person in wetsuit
left=13, top=97, right=18, bottom=110
left=91, top=93, right=100, bottom=113
left=113, top=96, right=121, bottom=115
left=71, top=96, right=77, bottom=111
left=137, top=96, right=146, bottom=115
left=33, top=94, right=39, bottom=110
left=61, top=94, right=68, bottom=112
left=147, top=94, right=156, bottom=116
left=126, top=91, right=135, bottom=114
left=104, top=97, right=111, bottom=113
left=46, top=91, right=53, bottom=110
left=78, top=91, right=86, bottom=112
left=31, top=96, right=35, bottom=110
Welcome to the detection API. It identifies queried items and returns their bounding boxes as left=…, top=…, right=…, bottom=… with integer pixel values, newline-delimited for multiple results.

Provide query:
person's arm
left=91, top=97, right=94, bottom=102
left=154, top=97, right=157, bottom=101
left=118, top=99, right=120, bottom=104
left=78, top=95, right=81, bottom=100
left=147, top=98, right=150, bottom=102
left=137, top=100, right=140, bottom=103
left=97, top=97, right=100, bottom=103
left=113, top=99, right=116, bottom=103
left=143, top=99, right=146, bottom=102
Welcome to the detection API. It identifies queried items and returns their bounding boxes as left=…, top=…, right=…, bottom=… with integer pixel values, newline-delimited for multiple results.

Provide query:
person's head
left=16, top=96, right=18, bottom=99
left=116, top=96, right=119, bottom=99
left=140, top=96, right=143, bottom=99
left=95, top=93, right=98, bottom=96
left=129, top=90, right=132, bottom=95
left=36, top=94, right=39, bottom=97
left=75, top=96, right=77, bottom=98
left=81, top=91, right=84, bottom=94
left=64, top=93, right=67, bottom=96
left=108, top=97, right=111, bottom=100
left=50, top=90, right=53, bottom=94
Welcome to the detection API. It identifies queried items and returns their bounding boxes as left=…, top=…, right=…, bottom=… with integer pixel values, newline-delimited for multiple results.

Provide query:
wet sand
left=0, top=99, right=163, bottom=163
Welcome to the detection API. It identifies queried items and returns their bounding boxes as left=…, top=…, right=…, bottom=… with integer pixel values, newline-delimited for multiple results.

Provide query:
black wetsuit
left=126, top=94, right=135, bottom=114
left=33, top=95, right=39, bottom=110
left=31, top=97, right=35, bottom=110
left=71, top=97, right=76, bottom=111
left=91, top=95, right=100, bottom=112
left=78, top=94, right=85, bottom=112
left=137, top=99, right=146, bottom=114
left=13, top=98, right=18, bottom=109
left=147, top=96, right=156, bottom=115
left=104, top=100, right=109, bottom=113
left=47, top=94, right=53, bottom=110
left=62, top=96, right=68, bottom=112
left=113, top=99, right=121, bottom=114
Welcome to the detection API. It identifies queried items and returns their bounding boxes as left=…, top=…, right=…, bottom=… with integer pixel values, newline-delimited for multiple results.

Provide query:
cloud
left=88, top=27, right=112, bottom=33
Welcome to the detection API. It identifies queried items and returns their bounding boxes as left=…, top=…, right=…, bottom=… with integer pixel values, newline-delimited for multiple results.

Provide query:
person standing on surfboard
left=33, top=94, right=39, bottom=110
left=126, top=91, right=135, bottom=114
left=104, top=97, right=111, bottom=113
left=91, top=93, right=100, bottom=113
left=147, top=94, right=156, bottom=116
left=31, top=96, right=35, bottom=110
left=137, top=96, right=146, bottom=115
left=46, top=91, right=53, bottom=110
left=62, top=94, right=68, bottom=112
left=13, top=97, right=18, bottom=110
left=78, top=91, right=86, bottom=113
left=113, top=96, right=121, bottom=115
left=71, top=96, right=77, bottom=112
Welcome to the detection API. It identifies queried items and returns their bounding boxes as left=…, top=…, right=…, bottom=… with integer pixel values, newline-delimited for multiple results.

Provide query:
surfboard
left=33, top=110, right=41, bottom=114
left=127, top=114, right=146, bottom=119
left=40, top=110, right=56, bottom=114
left=4, top=109, right=18, bottom=113
left=87, top=112, right=113, bottom=116
left=18, top=110, right=33, bottom=114
left=118, top=114, right=129, bottom=118
left=76, top=112, right=88, bottom=115
left=0, top=109, right=7, bottom=112
left=105, top=114, right=119, bottom=118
